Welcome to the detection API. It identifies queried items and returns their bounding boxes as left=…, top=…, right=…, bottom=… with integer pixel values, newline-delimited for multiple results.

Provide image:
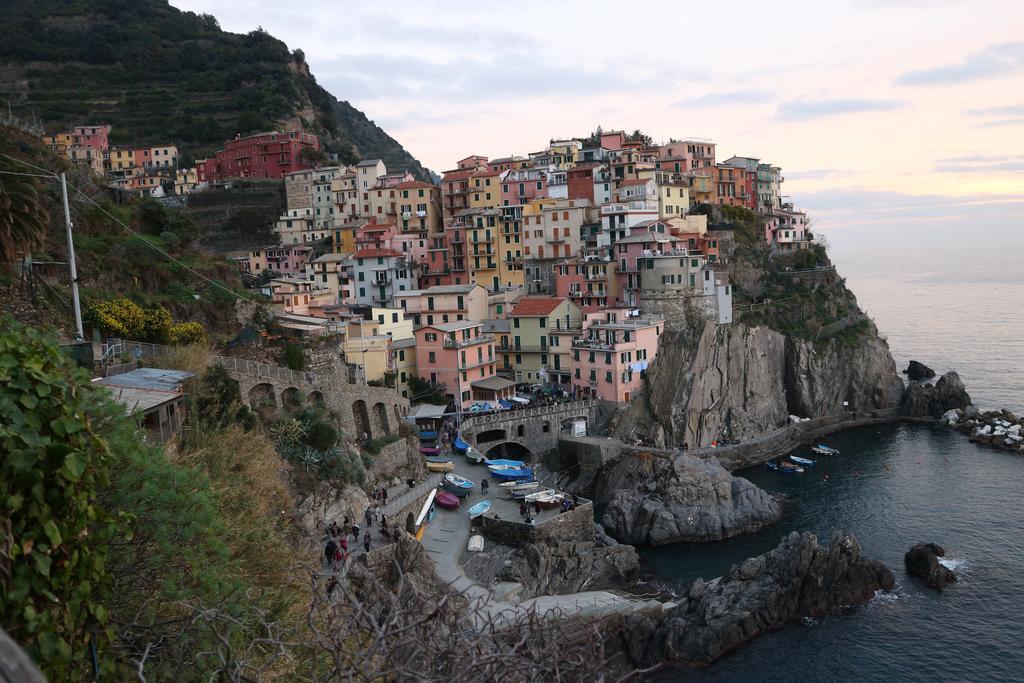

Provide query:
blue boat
left=467, top=500, right=491, bottom=519
left=484, top=458, right=526, bottom=469
left=490, top=466, right=533, bottom=481
left=453, top=436, right=469, bottom=453
left=419, top=430, right=438, bottom=441
left=812, top=444, right=840, bottom=455
left=790, top=456, right=816, bottom=466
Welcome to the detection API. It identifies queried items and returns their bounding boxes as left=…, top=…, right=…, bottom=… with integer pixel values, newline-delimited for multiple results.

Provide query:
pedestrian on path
left=339, top=535, right=349, bottom=560
left=381, top=487, right=388, bottom=505
left=364, top=507, right=373, bottom=528
left=351, top=523, right=360, bottom=542
left=363, top=530, right=371, bottom=553
left=519, top=501, right=528, bottom=519
left=324, top=538, right=337, bottom=568
left=481, top=478, right=489, bottom=495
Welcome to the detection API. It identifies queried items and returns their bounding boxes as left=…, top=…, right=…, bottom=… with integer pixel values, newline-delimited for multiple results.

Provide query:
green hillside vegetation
left=0, top=126, right=257, bottom=337
left=0, top=0, right=430, bottom=178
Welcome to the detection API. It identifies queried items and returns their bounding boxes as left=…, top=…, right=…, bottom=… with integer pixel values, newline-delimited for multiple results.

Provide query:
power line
left=64, top=178, right=263, bottom=305
left=0, top=152, right=58, bottom=177
left=0, top=169, right=55, bottom=178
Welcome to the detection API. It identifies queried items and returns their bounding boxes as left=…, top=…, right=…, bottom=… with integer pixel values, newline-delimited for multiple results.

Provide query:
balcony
left=443, top=333, right=495, bottom=349
left=460, top=357, right=496, bottom=371
left=372, top=273, right=391, bottom=284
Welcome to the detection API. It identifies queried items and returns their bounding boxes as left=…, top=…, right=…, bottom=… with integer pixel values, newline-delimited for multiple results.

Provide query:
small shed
left=94, top=368, right=195, bottom=443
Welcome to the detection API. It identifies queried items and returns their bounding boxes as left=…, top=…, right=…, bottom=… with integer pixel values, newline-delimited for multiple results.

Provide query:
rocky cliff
left=599, top=453, right=781, bottom=545
left=900, top=371, right=972, bottom=418
left=622, top=531, right=894, bottom=667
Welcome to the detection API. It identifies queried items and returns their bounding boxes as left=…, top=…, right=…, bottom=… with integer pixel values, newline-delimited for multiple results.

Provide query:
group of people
left=322, top=503, right=395, bottom=570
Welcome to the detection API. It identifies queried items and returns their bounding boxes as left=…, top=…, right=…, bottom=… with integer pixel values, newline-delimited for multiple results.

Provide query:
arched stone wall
left=373, top=402, right=391, bottom=435
left=247, top=383, right=276, bottom=409
left=281, top=386, right=301, bottom=410
left=353, top=400, right=372, bottom=440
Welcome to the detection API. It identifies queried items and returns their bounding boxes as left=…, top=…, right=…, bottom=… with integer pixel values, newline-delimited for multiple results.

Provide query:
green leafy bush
left=283, top=343, right=304, bottom=371
left=0, top=319, right=123, bottom=679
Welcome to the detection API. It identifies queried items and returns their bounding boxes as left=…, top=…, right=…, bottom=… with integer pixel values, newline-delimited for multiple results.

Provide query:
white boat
left=790, top=456, right=815, bottom=466
left=811, top=444, right=840, bottom=455
left=523, top=489, right=558, bottom=502
left=487, top=463, right=522, bottom=472
left=504, top=481, right=541, bottom=495
left=467, top=535, right=484, bottom=552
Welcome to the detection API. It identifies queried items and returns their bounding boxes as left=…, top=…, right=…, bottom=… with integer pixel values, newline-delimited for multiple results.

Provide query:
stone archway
left=307, top=390, right=325, bottom=407
left=247, top=383, right=276, bottom=409
left=352, top=400, right=372, bottom=441
left=281, top=386, right=301, bottom=411
left=373, top=402, right=391, bottom=435
left=484, top=441, right=532, bottom=461
left=475, top=428, right=507, bottom=444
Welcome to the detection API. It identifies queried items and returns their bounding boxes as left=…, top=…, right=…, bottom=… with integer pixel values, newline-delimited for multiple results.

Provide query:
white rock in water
left=981, top=425, right=992, bottom=435
left=1009, top=434, right=1023, bottom=442
left=941, top=409, right=960, bottom=425
left=994, top=429, right=1006, bottom=437
left=1008, top=424, right=1021, bottom=435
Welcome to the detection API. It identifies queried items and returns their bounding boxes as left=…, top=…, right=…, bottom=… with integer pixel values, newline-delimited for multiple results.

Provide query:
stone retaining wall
left=480, top=499, right=595, bottom=547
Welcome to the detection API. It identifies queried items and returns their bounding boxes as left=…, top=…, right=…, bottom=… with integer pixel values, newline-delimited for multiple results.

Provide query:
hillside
left=0, top=0, right=430, bottom=178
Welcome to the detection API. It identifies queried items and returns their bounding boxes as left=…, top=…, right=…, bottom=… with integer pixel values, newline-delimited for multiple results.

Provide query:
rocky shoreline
left=941, top=406, right=1024, bottom=454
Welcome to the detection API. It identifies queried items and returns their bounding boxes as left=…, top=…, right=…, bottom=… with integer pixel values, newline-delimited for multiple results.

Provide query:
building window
left=428, top=351, right=436, bottom=363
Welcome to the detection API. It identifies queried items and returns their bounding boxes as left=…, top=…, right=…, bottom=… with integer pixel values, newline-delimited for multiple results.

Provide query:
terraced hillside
left=0, top=0, right=430, bottom=178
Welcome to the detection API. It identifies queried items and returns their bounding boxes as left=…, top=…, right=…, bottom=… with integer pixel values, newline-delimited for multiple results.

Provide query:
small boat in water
left=435, top=490, right=461, bottom=510
left=767, top=461, right=804, bottom=474
left=424, top=456, right=454, bottom=472
left=467, top=500, right=491, bottom=518
left=811, top=444, right=840, bottom=455
left=441, top=473, right=474, bottom=496
left=790, top=456, right=816, bottom=466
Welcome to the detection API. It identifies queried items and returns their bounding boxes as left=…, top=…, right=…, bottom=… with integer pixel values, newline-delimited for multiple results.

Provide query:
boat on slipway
left=435, top=490, right=461, bottom=510
left=490, top=467, right=534, bottom=481
left=485, top=459, right=526, bottom=469
left=467, top=500, right=491, bottom=519
left=441, top=473, right=474, bottom=497
left=423, top=456, right=454, bottom=472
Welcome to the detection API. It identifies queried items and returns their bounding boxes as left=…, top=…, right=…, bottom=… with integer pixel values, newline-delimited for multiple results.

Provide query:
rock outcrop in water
left=622, top=531, right=894, bottom=667
left=598, top=453, right=781, bottom=545
left=904, top=360, right=936, bottom=381
left=900, top=371, right=972, bottom=418
left=943, top=407, right=1023, bottom=453
left=496, top=537, right=639, bottom=598
left=904, top=543, right=957, bottom=591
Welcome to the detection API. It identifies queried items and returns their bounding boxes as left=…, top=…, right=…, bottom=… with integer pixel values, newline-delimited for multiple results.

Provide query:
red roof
left=395, top=181, right=437, bottom=190
left=352, top=248, right=402, bottom=258
left=511, top=297, right=566, bottom=317
left=618, top=178, right=652, bottom=187
left=442, top=169, right=475, bottom=181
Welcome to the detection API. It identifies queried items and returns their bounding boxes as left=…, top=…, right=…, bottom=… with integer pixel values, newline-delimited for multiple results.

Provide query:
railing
left=461, top=399, right=594, bottom=431
left=443, top=333, right=495, bottom=349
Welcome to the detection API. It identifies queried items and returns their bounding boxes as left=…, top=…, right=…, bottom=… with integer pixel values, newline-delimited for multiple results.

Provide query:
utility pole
left=60, top=173, right=84, bottom=340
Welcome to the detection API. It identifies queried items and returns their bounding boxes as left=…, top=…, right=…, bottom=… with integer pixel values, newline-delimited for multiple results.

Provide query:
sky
left=171, top=0, right=1024, bottom=249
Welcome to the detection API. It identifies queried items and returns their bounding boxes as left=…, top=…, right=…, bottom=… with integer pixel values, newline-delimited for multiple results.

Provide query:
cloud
left=966, top=103, right=1024, bottom=117
left=895, top=41, right=1024, bottom=86
left=673, top=89, right=771, bottom=108
left=784, top=168, right=863, bottom=181
left=979, top=117, right=1024, bottom=128
left=776, top=98, right=906, bottom=121
left=932, top=154, right=1024, bottom=173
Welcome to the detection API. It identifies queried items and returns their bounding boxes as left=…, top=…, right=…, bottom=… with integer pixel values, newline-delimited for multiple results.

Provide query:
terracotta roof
left=443, top=169, right=475, bottom=181
left=618, top=178, right=652, bottom=187
left=352, top=248, right=402, bottom=258
left=395, top=180, right=437, bottom=190
left=511, top=296, right=566, bottom=317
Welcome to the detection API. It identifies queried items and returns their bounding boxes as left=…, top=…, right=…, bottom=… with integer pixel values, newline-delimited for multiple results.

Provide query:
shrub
left=190, top=364, right=254, bottom=431
left=304, top=419, right=338, bottom=451
left=89, top=297, right=145, bottom=338
left=283, top=343, right=304, bottom=371
left=142, top=305, right=172, bottom=343
left=168, top=321, right=206, bottom=345
left=0, top=320, right=123, bottom=679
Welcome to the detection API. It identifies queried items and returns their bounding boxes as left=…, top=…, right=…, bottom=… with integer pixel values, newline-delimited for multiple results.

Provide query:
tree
left=190, top=364, right=253, bottom=430
left=626, top=129, right=653, bottom=147
left=408, top=375, right=447, bottom=406
left=0, top=320, right=124, bottom=679
left=298, top=146, right=328, bottom=168
left=0, top=156, right=50, bottom=261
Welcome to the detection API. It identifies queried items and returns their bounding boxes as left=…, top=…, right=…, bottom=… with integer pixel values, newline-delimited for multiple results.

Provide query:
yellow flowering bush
left=168, top=321, right=206, bottom=345
left=88, top=297, right=145, bottom=338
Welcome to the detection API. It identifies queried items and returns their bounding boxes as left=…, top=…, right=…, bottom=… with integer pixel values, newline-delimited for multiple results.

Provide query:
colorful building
left=415, top=320, right=504, bottom=406
left=571, top=314, right=664, bottom=404
left=237, top=244, right=314, bottom=277
left=419, top=284, right=488, bottom=326
left=347, top=248, right=415, bottom=307
left=196, top=130, right=319, bottom=182
left=507, top=297, right=582, bottom=388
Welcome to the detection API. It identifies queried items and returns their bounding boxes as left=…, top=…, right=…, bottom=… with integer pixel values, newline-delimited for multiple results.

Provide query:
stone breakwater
left=621, top=531, right=894, bottom=667
left=942, top=406, right=1024, bottom=454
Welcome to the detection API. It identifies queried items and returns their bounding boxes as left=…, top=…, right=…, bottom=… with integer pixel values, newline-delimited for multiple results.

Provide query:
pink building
left=415, top=320, right=511, bottom=406
left=71, top=125, right=111, bottom=152
left=571, top=314, right=663, bottom=404
left=656, top=139, right=716, bottom=171
left=501, top=169, right=547, bottom=206
left=763, top=206, right=809, bottom=253
left=355, top=222, right=397, bottom=250
left=554, top=258, right=618, bottom=309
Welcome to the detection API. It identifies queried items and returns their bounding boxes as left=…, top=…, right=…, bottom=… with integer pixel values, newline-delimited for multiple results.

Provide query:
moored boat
left=790, top=456, right=816, bottom=466
left=419, top=430, right=438, bottom=441
left=484, top=458, right=526, bottom=469
left=490, top=467, right=534, bottom=481
left=811, top=444, right=840, bottom=455
left=424, top=457, right=455, bottom=472
left=420, top=446, right=441, bottom=456
left=441, top=473, right=474, bottom=497
left=467, top=500, right=491, bottom=518
left=499, top=479, right=537, bottom=489
left=463, top=446, right=486, bottom=464
left=780, top=460, right=805, bottom=473
left=435, top=490, right=461, bottom=510
left=453, top=436, right=470, bottom=453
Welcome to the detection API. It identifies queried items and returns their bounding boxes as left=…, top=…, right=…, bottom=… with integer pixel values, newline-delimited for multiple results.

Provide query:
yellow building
left=332, top=218, right=368, bottom=255
left=508, top=296, right=581, bottom=387
left=395, top=181, right=442, bottom=234
left=175, top=168, right=199, bottom=195
left=468, top=169, right=504, bottom=210
left=658, top=182, right=692, bottom=219
left=392, top=337, right=417, bottom=398
left=342, top=319, right=393, bottom=384
left=466, top=208, right=502, bottom=291
left=365, top=306, right=415, bottom=341
left=547, top=140, right=582, bottom=169
left=42, top=132, right=73, bottom=154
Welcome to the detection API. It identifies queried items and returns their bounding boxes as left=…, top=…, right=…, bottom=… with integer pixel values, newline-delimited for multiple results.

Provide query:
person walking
left=339, top=535, right=349, bottom=560
left=481, top=478, right=489, bottom=495
left=381, top=487, right=388, bottom=505
left=363, top=530, right=371, bottom=553
left=364, top=506, right=373, bottom=528
left=324, top=538, right=337, bottom=569
left=519, top=501, right=528, bottom=519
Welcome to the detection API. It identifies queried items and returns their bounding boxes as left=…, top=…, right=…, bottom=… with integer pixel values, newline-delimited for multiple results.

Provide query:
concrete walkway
left=419, top=451, right=664, bottom=629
